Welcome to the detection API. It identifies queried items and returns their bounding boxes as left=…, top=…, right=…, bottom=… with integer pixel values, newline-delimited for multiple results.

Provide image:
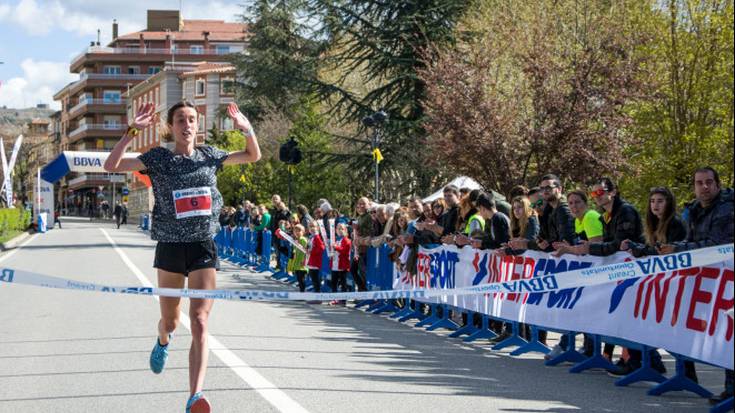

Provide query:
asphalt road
left=0, top=219, right=724, bottom=412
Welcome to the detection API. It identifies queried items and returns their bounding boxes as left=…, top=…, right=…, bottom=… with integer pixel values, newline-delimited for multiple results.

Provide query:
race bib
left=173, top=187, right=212, bottom=219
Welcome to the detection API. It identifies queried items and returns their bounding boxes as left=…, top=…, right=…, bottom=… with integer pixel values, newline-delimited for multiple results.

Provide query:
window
left=221, top=116, right=234, bottom=131
left=198, top=114, right=205, bottom=133
left=103, top=66, right=121, bottom=75
left=195, top=79, right=206, bottom=96
left=103, top=116, right=121, bottom=129
left=216, top=45, right=230, bottom=55
left=103, top=90, right=121, bottom=104
left=147, top=66, right=161, bottom=75
left=190, top=45, right=204, bottom=54
left=127, top=66, right=140, bottom=75
left=220, top=76, right=235, bottom=95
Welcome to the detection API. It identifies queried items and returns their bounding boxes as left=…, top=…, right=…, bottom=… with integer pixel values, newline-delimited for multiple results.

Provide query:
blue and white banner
left=40, top=151, right=141, bottom=183
left=393, top=245, right=734, bottom=370
left=1, top=244, right=732, bottom=368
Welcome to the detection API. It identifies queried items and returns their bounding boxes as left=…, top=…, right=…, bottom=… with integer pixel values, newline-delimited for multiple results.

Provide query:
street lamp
left=362, top=110, right=388, bottom=202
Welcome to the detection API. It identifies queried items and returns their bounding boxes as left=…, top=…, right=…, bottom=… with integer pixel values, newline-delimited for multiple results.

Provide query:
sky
left=0, top=0, right=247, bottom=110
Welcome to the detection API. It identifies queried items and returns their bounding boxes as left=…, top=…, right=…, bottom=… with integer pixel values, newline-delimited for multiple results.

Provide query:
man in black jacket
left=662, top=167, right=734, bottom=405
left=508, top=174, right=575, bottom=252
left=561, top=178, right=661, bottom=376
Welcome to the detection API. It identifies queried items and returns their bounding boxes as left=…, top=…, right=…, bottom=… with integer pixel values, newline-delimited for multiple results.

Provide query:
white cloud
left=0, top=3, right=11, bottom=19
left=0, top=0, right=245, bottom=39
left=0, top=59, right=76, bottom=109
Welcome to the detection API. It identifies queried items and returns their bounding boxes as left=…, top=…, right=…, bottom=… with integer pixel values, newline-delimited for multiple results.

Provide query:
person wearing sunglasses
left=560, top=178, right=660, bottom=376
left=509, top=174, right=575, bottom=252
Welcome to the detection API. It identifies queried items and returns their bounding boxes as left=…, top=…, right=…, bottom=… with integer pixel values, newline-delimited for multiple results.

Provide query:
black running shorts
left=153, top=239, right=218, bottom=276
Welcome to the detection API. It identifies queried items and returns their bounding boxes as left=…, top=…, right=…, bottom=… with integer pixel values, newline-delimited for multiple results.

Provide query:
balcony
left=68, top=98, right=127, bottom=120
left=68, top=123, right=127, bottom=143
left=70, top=46, right=236, bottom=72
left=68, top=172, right=126, bottom=190
left=68, top=73, right=152, bottom=96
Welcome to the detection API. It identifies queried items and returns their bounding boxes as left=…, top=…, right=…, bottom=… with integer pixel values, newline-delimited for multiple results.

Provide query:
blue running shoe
left=149, top=334, right=171, bottom=374
left=186, top=392, right=211, bottom=413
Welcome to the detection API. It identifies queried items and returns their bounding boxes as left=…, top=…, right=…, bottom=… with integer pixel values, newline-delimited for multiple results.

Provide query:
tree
left=231, top=0, right=320, bottom=120
left=621, top=0, right=734, bottom=209
left=306, top=0, right=473, bottom=200
left=419, top=0, right=652, bottom=196
left=209, top=100, right=351, bottom=210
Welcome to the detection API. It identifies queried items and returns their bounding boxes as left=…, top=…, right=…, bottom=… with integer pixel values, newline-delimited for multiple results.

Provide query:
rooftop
left=113, top=19, right=248, bottom=44
left=181, top=62, right=235, bottom=77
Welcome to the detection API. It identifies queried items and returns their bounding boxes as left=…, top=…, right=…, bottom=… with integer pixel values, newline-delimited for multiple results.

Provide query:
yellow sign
left=123, top=195, right=129, bottom=203
left=96, top=139, right=104, bottom=149
left=372, top=148, right=384, bottom=164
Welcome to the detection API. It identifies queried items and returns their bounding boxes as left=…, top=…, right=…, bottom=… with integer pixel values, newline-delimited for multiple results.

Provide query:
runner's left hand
left=227, top=103, right=254, bottom=135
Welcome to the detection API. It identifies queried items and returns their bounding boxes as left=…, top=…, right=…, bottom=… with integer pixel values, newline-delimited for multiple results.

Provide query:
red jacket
left=307, top=234, right=325, bottom=269
left=332, top=236, right=352, bottom=271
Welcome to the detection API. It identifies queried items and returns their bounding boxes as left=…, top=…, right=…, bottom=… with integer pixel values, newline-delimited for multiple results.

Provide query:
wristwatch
left=126, top=126, right=140, bottom=137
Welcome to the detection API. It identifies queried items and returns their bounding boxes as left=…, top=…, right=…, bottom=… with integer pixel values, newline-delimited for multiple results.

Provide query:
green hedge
left=0, top=208, right=32, bottom=242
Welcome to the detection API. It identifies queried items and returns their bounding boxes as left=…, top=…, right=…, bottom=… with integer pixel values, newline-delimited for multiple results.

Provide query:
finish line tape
left=0, top=244, right=732, bottom=302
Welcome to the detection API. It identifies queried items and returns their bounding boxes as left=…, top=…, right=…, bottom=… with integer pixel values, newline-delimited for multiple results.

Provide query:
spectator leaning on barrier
left=306, top=220, right=326, bottom=295
left=330, top=222, right=352, bottom=305
left=254, top=204, right=271, bottom=255
left=352, top=197, right=373, bottom=292
left=422, top=185, right=460, bottom=243
left=501, top=195, right=540, bottom=256
left=508, top=174, right=575, bottom=252
left=566, top=189, right=603, bottom=243
left=291, top=224, right=309, bottom=293
left=468, top=193, right=511, bottom=250
left=563, top=178, right=662, bottom=376
left=662, top=167, right=734, bottom=404
left=618, top=186, right=697, bottom=382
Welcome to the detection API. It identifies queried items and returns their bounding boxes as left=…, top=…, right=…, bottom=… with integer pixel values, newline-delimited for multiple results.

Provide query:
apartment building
left=53, top=9, right=247, bottom=216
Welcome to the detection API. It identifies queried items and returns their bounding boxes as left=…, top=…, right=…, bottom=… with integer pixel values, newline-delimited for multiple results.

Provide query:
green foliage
left=621, top=0, right=734, bottom=211
left=0, top=207, right=31, bottom=242
left=230, top=0, right=320, bottom=119
left=307, top=0, right=473, bottom=199
left=209, top=101, right=351, bottom=211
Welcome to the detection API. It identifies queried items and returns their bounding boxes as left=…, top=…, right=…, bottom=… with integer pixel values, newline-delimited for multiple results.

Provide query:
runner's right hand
left=133, top=102, right=156, bottom=129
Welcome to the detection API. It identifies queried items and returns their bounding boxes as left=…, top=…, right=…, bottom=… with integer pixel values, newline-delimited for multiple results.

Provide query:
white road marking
left=100, top=228, right=310, bottom=413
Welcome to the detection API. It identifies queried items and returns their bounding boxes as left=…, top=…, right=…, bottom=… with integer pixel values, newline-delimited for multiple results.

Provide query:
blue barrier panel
left=233, top=227, right=248, bottom=266
left=271, top=237, right=290, bottom=280
left=244, top=229, right=254, bottom=265
left=320, top=250, right=331, bottom=292
left=256, top=230, right=273, bottom=273
left=354, top=247, right=378, bottom=309
left=371, top=244, right=400, bottom=314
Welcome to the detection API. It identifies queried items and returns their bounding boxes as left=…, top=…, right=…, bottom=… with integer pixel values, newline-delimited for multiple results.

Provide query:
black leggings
left=295, top=270, right=307, bottom=292
left=350, top=257, right=367, bottom=291
left=308, top=269, right=321, bottom=292
left=331, top=270, right=348, bottom=292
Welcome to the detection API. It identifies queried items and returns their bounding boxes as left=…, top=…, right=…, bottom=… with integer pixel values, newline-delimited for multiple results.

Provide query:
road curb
left=0, top=229, right=34, bottom=252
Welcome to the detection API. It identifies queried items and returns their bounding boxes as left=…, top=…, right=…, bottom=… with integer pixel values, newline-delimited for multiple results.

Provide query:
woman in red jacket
left=306, top=220, right=325, bottom=294
left=330, top=223, right=352, bottom=305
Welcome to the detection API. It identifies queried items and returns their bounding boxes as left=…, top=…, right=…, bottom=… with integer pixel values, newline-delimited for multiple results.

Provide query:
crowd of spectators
left=218, top=165, right=733, bottom=404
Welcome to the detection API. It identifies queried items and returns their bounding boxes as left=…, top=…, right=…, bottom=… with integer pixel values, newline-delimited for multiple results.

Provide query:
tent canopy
left=422, top=176, right=506, bottom=203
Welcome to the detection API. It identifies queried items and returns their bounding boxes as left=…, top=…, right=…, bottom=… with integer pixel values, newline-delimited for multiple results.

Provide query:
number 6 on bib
left=173, top=187, right=213, bottom=219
